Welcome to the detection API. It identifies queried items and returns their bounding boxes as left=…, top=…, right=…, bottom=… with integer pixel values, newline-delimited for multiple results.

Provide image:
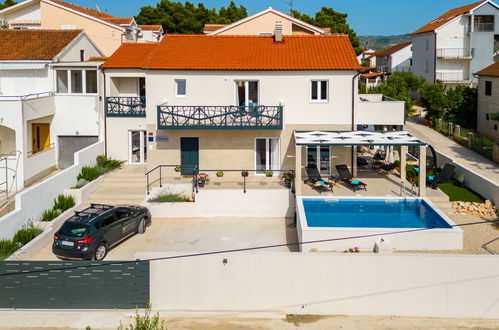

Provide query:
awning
left=0, top=62, right=48, bottom=70
left=294, top=130, right=426, bottom=146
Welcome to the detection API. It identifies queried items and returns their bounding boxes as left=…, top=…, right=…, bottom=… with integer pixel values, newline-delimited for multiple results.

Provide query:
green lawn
left=437, top=181, right=486, bottom=203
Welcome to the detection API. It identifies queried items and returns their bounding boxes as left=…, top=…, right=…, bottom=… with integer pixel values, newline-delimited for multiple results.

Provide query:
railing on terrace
left=436, top=48, right=473, bottom=59
left=474, top=23, right=495, bottom=32
left=106, top=97, right=146, bottom=117
left=145, top=165, right=294, bottom=195
left=157, top=105, right=283, bottom=129
left=435, top=72, right=469, bottom=82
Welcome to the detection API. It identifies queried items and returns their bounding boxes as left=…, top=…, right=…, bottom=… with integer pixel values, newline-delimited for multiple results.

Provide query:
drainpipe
left=433, top=31, right=437, bottom=83
left=102, top=69, right=108, bottom=157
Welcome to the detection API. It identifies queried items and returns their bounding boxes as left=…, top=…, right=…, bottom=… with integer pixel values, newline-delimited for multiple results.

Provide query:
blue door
left=180, top=137, right=199, bottom=175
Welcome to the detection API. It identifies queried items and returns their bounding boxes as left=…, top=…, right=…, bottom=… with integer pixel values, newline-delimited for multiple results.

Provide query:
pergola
left=293, top=130, right=428, bottom=196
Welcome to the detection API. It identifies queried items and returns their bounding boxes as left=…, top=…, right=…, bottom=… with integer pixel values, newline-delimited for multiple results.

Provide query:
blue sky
left=72, top=0, right=478, bottom=35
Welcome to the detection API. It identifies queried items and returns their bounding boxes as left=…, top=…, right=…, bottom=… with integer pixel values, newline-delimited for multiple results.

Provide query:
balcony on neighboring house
left=436, top=48, right=473, bottom=59
left=473, top=15, right=495, bottom=32
left=435, top=71, right=470, bottom=83
left=106, top=96, right=146, bottom=117
left=157, top=105, right=283, bottom=130
left=357, top=94, right=405, bottom=126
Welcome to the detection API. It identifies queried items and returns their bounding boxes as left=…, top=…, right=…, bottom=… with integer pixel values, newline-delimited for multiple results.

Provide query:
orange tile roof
left=0, top=29, right=82, bottom=60
left=50, top=0, right=114, bottom=19
left=203, top=24, right=228, bottom=32
left=359, top=66, right=375, bottom=72
left=476, top=61, right=499, bottom=77
left=361, top=72, right=385, bottom=78
left=411, top=1, right=485, bottom=35
left=141, top=25, right=162, bottom=31
left=102, top=34, right=360, bottom=71
left=374, top=42, right=412, bottom=56
left=102, top=17, right=134, bottom=25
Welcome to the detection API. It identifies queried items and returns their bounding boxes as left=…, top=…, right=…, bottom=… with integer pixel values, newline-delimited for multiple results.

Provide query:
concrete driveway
left=29, top=217, right=298, bottom=260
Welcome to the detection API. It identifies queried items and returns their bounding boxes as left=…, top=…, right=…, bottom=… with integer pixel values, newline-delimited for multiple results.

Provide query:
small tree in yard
left=420, top=82, right=448, bottom=119
left=446, top=85, right=477, bottom=129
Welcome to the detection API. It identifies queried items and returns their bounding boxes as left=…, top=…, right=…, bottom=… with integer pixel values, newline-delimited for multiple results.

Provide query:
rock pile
left=452, top=200, right=498, bottom=218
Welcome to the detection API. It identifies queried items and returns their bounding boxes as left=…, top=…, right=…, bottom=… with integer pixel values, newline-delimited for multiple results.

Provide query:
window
left=485, top=81, right=492, bottom=96
left=255, top=138, right=279, bottom=173
left=86, top=70, right=97, bottom=93
left=474, top=15, right=495, bottom=32
left=56, top=70, right=68, bottom=93
left=100, top=213, right=116, bottom=228
left=425, top=39, right=429, bottom=50
left=236, top=80, right=258, bottom=106
left=175, top=79, right=186, bottom=97
left=425, top=61, right=429, bottom=73
left=56, top=69, right=98, bottom=94
left=486, top=113, right=490, bottom=120
left=311, top=80, right=328, bottom=102
left=70, top=70, right=83, bottom=93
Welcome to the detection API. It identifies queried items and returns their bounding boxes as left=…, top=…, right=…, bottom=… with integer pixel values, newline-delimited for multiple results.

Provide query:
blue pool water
left=303, top=199, right=452, bottom=229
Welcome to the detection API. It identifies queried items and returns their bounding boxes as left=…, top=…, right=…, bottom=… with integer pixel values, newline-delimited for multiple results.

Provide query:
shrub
left=152, top=192, right=191, bottom=203
left=42, top=208, right=62, bottom=222
left=96, top=155, right=123, bottom=171
left=13, top=227, right=42, bottom=246
left=118, top=304, right=165, bottom=330
left=74, top=179, right=89, bottom=189
left=0, top=240, right=19, bottom=260
left=77, top=166, right=102, bottom=182
left=53, top=195, right=75, bottom=212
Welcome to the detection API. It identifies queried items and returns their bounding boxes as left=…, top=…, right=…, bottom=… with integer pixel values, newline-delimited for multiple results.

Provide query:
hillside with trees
left=360, top=34, right=412, bottom=50
left=135, top=1, right=362, bottom=54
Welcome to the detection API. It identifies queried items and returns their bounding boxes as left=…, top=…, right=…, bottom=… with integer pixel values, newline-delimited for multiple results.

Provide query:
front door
left=180, top=137, right=199, bottom=175
left=129, top=131, right=147, bottom=164
left=32, top=123, right=50, bottom=154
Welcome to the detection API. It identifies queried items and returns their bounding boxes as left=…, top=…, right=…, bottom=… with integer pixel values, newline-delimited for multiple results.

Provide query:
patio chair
left=305, top=167, right=332, bottom=194
left=335, top=164, right=367, bottom=192
left=432, top=163, right=455, bottom=184
left=357, top=157, right=369, bottom=169
left=379, top=163, right=396, bottom=173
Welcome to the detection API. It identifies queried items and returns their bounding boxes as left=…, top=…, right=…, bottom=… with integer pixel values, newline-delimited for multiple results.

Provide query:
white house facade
left=411, top=0, right=499, bottom=85
left=374, top=42, right=412, bottom=73
left=0, top=29, right=104, bottom=197
left=476, top=61, right=499, bottom=140
left=100, top=33, right=405, bottom=187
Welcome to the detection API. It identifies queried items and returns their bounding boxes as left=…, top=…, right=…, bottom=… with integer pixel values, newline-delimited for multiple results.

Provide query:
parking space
left=29, top=217, right=297, bottom=261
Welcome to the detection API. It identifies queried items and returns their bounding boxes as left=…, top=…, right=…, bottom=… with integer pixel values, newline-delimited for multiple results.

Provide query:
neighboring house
left=374, top=42, right=412, bottom=73
left=358, top=48, right=376, bottom=64
left=203, top=7, right=330, bottom=35
left=359, top=67, right=386, bottom=90
left=411, top=0, right=499, bottom=85
left=138, top=25, right=164, bottom=43
left=100, top=30, right=405, bottom=183
left=0, top=0, right=160, bottom=56
left=0, top=29, right=104, bottom=195
left=476, top=61, right=499, bottom=140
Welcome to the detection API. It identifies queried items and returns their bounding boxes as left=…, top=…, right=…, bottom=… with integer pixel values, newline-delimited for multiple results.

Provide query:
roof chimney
left=274, top=21, right=283, bottom=42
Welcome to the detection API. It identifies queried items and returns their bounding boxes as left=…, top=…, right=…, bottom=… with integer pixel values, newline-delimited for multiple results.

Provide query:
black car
left=53, top=204, right=151, bottom=260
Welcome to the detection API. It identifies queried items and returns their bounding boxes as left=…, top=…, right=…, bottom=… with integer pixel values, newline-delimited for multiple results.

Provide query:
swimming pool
left=297, top=197, right=462, bottom=252
left=303, top=199, right=452, bottom=229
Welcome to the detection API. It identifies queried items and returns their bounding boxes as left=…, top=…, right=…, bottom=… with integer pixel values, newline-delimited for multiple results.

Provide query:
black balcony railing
left=157, top=105, right=283, bottom=130
left=106, top=97, right=146, bottom=117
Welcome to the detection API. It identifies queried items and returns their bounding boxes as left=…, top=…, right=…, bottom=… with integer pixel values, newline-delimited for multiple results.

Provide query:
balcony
left=157, top=105, right=283, bottom=130
left=435, top=72, right=470, bottom=83
left=436, top=48, right=473, bottom=59
left=357, top=94, right=405, bottom=126
left=474, top=23, right=495, bottom=32
left=106, top=97, right=146, bottom=117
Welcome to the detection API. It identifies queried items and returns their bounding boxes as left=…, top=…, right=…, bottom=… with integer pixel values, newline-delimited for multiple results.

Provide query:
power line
left=0, top=219, right=495, bottom=277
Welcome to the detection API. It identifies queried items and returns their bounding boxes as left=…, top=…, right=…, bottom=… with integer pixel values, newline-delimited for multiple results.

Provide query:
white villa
left=0, top=29, right=104, bottom=197
left=411, top=0, right=499, bottom=85
left=374, top=42, right=412, bottom=73
left=100, top=28, right=410, bottom=196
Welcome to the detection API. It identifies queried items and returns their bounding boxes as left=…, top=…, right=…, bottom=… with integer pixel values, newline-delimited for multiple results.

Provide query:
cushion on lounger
left=350, top=180, right=360, bottom=185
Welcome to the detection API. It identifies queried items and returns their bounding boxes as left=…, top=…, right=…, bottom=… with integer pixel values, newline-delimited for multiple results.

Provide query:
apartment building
left=411, top=0, right=499, bottom=85
left=374, top=42, right=412, bottom=73
left=0, top=0, right=162, bottom=56
left=476, top=61, right=499, bottom=139
left=0, top=29, right=104, bottom=193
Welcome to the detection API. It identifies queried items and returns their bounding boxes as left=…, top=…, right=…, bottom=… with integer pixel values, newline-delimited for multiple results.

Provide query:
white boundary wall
left=435, top=151, right=499, bottom=205
left=146, top=252, right=499, bottom=319
left=0, top=141, right=104, bottom=240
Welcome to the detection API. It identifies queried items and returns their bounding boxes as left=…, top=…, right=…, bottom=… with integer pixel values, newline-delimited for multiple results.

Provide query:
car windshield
left=59, top=222, right=90, bottom=237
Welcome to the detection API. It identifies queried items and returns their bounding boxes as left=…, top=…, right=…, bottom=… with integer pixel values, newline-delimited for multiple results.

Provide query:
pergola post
left=352, top=146, right=358, bottom=177
left=418, top=146, right=426, bottom=197
left=400, top=145, right=407, bottom=185
left=295, top=145, right=302, bottom=196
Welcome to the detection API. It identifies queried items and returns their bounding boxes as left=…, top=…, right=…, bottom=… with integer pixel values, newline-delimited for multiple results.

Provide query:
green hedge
left=0, top=225, right=43, bottom=260
left=42, top=195, right=75, bottom=222
left=76, top=155, right=124, bottom=185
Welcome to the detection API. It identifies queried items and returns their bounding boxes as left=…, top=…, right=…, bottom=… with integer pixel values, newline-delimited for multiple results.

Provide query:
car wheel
left=93, top=243, right=107, bottom=261
left=138, top=218, right=146, bottom=234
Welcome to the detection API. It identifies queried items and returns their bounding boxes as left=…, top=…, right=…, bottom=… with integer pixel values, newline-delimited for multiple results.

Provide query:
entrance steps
left=87, top=165, right=147, bottom=205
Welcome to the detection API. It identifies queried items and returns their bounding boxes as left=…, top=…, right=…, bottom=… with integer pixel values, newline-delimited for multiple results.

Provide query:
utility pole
left=285, top=0, right=294, bottom=16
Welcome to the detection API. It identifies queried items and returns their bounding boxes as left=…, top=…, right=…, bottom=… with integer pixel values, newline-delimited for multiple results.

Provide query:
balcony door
left=255, top=138, right=279, bottom=173
left=129, top=130, right=147, bottom=164
left=236, top=80, right=259, bottom=106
